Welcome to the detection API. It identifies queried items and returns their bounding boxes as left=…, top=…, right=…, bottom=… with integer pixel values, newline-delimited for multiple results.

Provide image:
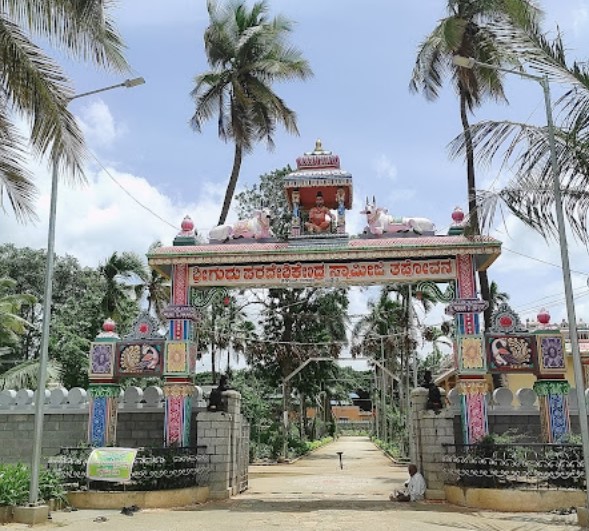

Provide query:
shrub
left=0, top=464, right=28, bottom=506
left=372, top=438, right=401, bottom=459
left=0, top=464, right=65, bottom=506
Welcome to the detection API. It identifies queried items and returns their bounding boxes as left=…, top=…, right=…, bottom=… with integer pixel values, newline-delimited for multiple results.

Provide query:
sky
left=2, top=0, right=589, bottom=372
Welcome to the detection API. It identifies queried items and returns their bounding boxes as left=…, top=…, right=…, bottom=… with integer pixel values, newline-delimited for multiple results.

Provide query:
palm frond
left=0, top=17, right=86, bottom=179
left=2, top=0, right=128, bottom=71
left=488, top=19, right=589, bottom=127
left=0, top=107, right=37, bottom=221
left=0, top=358, right=61, bottom=390
left=410, top=21, right=453, bottom=100
left=449, top=117, right=589, bottom=242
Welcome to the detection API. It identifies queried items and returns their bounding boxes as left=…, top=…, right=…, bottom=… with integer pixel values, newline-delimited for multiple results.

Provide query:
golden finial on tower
left=314, top=139, right=323, bottom=152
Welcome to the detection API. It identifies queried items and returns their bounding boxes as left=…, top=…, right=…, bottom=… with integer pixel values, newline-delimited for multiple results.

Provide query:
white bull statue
left=209, top=208, right=273, bottom=242
left=360, top=198, right=435, bottom=236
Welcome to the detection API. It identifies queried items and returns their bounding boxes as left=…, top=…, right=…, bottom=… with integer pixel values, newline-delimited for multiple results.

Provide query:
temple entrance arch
left=146, top=141, right=502, bottom=448
left=149, top=223, right=501, bottom=447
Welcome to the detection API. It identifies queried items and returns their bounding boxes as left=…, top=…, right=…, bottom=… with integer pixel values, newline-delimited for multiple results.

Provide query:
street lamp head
left=123, top=77, right=145, bottom=88
left=452, top=55, right=475, bottom=69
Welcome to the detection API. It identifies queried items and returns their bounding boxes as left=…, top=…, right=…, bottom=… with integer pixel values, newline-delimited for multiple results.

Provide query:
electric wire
left=87, top=148, right=178, bottom=231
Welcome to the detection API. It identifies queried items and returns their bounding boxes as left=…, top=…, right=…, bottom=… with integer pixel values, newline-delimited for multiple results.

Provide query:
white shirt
left=407, top=472, right=426, bottom=501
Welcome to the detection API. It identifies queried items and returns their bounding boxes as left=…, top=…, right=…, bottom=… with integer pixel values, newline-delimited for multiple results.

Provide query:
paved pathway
left=9, top=436, right=581, bottom=530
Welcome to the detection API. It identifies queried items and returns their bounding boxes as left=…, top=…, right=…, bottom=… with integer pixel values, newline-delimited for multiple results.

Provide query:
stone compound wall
left=446, top=386, right=588, bottom=442
left=411, top=385, right=589, bottom=501
left=0, top=386, right=250, bottom=498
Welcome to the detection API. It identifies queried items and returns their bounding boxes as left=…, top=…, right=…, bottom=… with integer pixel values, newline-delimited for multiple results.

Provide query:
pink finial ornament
left=451, top=206, right=465, bottom=225
left=537, top=308, right=551, bottom=325
left=103, top=318, right=116, bottom=333
left=181, top=215, right=194, bottom=233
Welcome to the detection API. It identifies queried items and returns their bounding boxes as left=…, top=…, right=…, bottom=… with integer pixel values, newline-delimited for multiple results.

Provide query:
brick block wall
left=0, top=413, right=87, bottom=464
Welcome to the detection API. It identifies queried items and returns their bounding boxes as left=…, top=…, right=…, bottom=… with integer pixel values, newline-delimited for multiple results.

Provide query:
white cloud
left=77, top=100, right=125, bottom=149
left=373, top=154, right=398, bottom=181
left=489, top=213, right=589, bottom=323
left=0, top=161, right=221, bottom=268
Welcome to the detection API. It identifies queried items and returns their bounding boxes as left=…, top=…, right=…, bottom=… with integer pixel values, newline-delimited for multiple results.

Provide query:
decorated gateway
left=86, top=141, right=570, bottom=449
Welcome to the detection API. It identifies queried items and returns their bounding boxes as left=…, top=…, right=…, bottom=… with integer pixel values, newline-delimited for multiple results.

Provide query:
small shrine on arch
left=283, top=139, right=352, bottom=238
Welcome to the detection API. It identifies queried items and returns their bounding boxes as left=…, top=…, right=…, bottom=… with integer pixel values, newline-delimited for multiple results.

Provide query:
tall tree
left=235, top=167, right=292, bottom=239
left=194, top=293, right=257, bottom=382
left=190, top=0, right=312, bottom=225
left=409, top=0, right=539, bottom=328
left=488, top=280, right=509, bottom=317
left=248, top=287, right=349, bottom=397
left=351, top=289, right=406, bottom=366
left=143, top=242, right=171, bottom=323
left=235, top=167, right=349, bottom=389
left=0, top=277, right=34, bottom=351
left=449, top=30, right=589, bottom=244
left=98, top=251, right=145, bottom=328
left=0, top=245, right=105, bottom=366
left=0, top=0, right=128, bottom=221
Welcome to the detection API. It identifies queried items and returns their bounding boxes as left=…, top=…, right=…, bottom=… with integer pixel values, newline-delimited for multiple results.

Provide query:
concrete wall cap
left=67, top=387, right=88, bottom=407
left=411, top=387, right=429, bottom=397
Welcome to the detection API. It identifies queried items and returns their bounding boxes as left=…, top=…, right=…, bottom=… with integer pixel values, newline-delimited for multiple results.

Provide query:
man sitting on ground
left=389, top=464, right=426, bottom=502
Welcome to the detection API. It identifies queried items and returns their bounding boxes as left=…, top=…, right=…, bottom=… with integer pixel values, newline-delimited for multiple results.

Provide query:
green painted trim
left=88, top=384, right=121, bottom=398
left=533, top=380, right=570, bottom=396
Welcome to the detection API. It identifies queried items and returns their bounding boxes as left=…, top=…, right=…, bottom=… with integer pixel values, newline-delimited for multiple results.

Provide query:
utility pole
left=380, top=336, right=386, bottom=441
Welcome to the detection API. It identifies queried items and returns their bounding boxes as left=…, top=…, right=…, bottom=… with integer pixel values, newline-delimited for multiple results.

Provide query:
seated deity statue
left=304, top=192, right=333, bottom=233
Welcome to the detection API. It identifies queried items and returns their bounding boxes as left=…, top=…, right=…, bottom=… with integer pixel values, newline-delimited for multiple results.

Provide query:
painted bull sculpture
left=360, top=197, right=435, bottom=236
left=209, top=208, right=273, bottom=242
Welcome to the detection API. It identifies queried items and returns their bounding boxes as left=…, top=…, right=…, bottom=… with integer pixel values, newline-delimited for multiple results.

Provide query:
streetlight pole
left=454, top=55, right=589, bottom=509
left=28, top=77, right=145, bottom=505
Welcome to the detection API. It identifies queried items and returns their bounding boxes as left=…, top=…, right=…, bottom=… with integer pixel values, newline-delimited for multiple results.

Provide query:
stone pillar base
left=577, top=506, right=589, bottom=528
left=425, top=489, right=446, bottom=501
left=13, top=505, right=49, bottom=526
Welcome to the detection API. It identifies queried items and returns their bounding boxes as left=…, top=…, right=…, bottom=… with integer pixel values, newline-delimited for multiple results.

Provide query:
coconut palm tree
left=222, top=299, right=256, bottom=372
left=143, top=242, right=171, bottom=323
left=0, top=354, right=61, bottom=390
left=145, top=267, right=170, bottom=323
left=0, top=0, right=128, bottom=221
left=190, top=0, right=312, bottom=225
left=409, top=0, right=539, bottom=328
left=449, top=30, right=589, bottom=244
left=351, top=289, right=406, bottom=369
left=0, top=277, right=60, bottom=390
left=488, top=280, right=509, bottom=317
left=98, top=251, right=146, bottom=324
left=0, top=277, right=35, bottom=349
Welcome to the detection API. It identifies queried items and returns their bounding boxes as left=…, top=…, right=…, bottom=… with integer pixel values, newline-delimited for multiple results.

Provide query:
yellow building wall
left=504, top=354, right=579, bottom=395
left=505, top=373, right=536, bottom=392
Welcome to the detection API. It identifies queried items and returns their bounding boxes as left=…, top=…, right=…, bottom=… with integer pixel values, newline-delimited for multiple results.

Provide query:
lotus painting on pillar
left=458, top=335, right=486, bottom=373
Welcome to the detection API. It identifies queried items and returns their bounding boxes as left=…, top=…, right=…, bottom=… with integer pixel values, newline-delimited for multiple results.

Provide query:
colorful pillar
left=336, top=187, right=346, bottom=234
left=534, top=380, right=571, bottom=443
left=452, top=254, right=488, bottom=443
left=163, top=253, right=199, bottom=446
left=87, top=319, right=120, bottom=446
left=291, top=189, right=301, bottom=237
left=163, top=383, right=195, bottom=447
left=533, top=313, right=571, bottom=442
